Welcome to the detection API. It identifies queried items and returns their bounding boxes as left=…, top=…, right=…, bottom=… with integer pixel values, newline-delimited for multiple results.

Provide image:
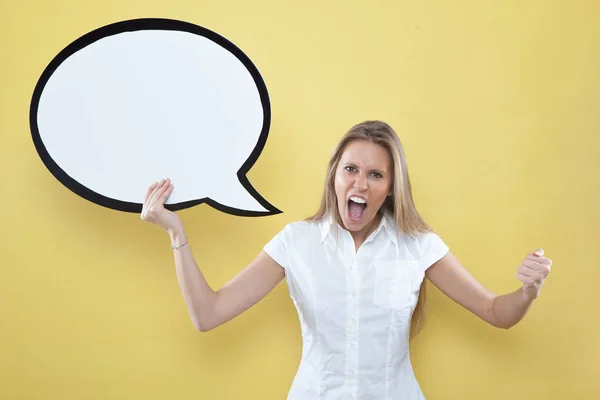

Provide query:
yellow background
left=1, top=0, right=599, bottom=398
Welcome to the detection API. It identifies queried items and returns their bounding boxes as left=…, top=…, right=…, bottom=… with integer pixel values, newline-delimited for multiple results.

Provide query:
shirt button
left=349, top=368, right=355, bottom=374
left=351, top=292, right=356, bottom=297
left=350, top=343, right=356, bottom=349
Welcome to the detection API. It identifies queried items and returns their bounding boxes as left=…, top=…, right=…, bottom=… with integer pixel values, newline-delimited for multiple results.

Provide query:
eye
left=370, top=172, right=383, bottom=179
left=344, top=166, right=357, bottom=173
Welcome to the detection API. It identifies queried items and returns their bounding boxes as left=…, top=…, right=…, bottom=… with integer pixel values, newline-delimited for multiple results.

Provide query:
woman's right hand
left=141, top=178, right=183, bottom=234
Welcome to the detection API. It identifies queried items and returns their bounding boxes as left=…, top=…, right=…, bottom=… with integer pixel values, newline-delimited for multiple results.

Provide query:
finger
left=519, top=263, right=551, bottom=281
left=522, top=258, right=548, bottom=270
left=524, top=260, right=551, bottom=277
left=516, top=271, right=535, bottom=285
left=533, top=248, right=544, bottom=257
left=517, top=264, right=539, bottom=277
left=144, top=181, right=159, bottom=204
left=525, top=254, right=551, bottom=263
left=158, top=183, right=174, bottom=205
left=143, top=180, right=163, bottom=212
left=524, top=258, right=552, bottom=274
left=517, top=271, right=542, bottom=286
left=148, top=178, right=169, bottom=207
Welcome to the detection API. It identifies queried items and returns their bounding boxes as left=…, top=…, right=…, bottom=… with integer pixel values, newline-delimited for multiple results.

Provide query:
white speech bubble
left=30, top=18, right=280, bottom=216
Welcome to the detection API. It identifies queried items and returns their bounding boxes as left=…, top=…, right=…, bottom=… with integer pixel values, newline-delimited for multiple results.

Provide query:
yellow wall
left=1, top=1, right=598, bottom=398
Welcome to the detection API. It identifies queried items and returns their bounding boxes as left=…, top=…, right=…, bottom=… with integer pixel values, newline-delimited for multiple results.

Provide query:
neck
left=349, top=212, right=382, bottom=250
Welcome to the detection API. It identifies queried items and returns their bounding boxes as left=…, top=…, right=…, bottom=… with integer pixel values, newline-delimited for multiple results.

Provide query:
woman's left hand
left=516, top=248, right=552, bottom=299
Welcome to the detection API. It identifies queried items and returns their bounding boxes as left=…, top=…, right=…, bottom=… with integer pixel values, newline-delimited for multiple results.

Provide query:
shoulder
left=399, top=229, right=448, bottom=256
left=418, top=231, right=445, bottom=245
left=402, top=230, right=449, bottom=269
left=279, top=219, right=322, bottom=238
left=263, top=219, right=322, bottom=262
left=401, top=230, right=444, bottom=245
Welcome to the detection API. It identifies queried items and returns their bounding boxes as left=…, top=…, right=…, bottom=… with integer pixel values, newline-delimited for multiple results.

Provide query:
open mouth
left=347, top=195, right=367, bottom=222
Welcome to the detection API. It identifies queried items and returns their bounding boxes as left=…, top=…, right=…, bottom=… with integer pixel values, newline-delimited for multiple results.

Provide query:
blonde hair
left=306, top=120, right=434, bottom=339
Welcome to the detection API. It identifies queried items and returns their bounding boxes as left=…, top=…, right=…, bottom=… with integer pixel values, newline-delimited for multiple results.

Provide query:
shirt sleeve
left=420, top=231, right=450, bottom=271
left=263, top=224, right=291, bottom=270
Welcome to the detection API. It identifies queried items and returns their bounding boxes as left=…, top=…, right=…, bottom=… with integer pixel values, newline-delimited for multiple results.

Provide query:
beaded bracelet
left=172, top=238, right=188, bottom=250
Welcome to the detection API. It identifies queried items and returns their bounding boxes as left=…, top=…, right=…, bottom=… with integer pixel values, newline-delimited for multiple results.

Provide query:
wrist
left=168, top=227, right=186, bottom=244
left=521, top=285, right=539, bottom=301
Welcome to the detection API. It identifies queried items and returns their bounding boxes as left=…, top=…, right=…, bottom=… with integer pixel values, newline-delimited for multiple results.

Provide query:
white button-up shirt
left=264, top=212, right=449, bottom=400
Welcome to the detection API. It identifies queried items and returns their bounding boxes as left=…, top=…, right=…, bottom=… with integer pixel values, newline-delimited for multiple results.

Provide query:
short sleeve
left=263, top=224, right=291, bottom=270
left=420, top=232, right=450, bottom=271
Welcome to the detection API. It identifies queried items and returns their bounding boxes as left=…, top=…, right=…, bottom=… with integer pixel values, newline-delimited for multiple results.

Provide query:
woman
left=141, top=120, right=552, bottom=399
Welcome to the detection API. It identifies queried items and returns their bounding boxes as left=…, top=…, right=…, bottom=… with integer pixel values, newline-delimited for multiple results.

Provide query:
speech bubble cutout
left=30, top=18, right=280, bottom=216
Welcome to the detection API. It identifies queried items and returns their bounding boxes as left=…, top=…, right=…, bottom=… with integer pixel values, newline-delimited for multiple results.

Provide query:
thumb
left=534, top=248, right=544, bottom=257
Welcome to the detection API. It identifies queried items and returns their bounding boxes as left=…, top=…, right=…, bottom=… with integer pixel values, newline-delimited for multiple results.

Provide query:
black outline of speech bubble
left=30, top=18, right=281, bottom=217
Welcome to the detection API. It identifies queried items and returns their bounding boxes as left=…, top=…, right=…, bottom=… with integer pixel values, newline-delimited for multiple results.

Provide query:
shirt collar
left=319, top=211, right=399, bottom=247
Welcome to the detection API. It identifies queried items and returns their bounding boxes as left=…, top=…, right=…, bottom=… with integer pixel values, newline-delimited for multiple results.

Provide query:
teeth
left=349, top=196, right=366, bottom=204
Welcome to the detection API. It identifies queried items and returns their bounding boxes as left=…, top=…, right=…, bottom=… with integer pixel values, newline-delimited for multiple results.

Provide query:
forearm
left=169, top=228, right=217, bottom=331
left=490, top=286, right=538, bottom=329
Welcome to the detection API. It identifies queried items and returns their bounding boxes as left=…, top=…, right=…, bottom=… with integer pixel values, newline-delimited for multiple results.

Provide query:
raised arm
left=425, top=250, right=552, bottom=329
left=141, top=178, right=285, bottom=332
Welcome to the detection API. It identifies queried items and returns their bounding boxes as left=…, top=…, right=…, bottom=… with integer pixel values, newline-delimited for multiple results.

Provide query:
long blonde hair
left=306, top=120, right=434, bottom=339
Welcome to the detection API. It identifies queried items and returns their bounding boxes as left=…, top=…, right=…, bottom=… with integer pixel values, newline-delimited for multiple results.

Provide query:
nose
left=354, top=173, right=368, bottom=191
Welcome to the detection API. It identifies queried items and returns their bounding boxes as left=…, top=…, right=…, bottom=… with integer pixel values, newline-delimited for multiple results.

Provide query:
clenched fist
left=516, top=248, right=552, bottom=299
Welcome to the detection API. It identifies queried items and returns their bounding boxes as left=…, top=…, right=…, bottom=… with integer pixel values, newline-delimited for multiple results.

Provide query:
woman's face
left=334, top=140, right=392, bottom=234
